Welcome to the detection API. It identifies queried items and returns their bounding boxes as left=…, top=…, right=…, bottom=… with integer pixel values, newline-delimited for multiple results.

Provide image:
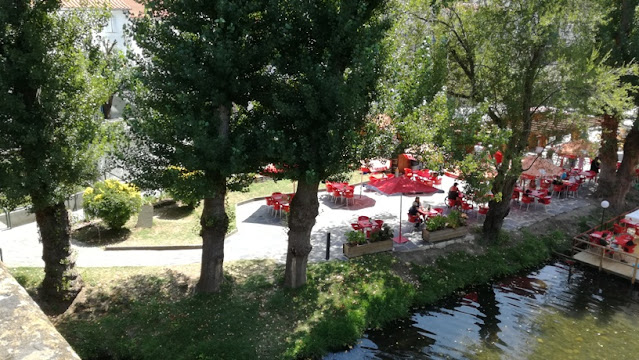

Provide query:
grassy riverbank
left=10, top=230, right=568, bottom=359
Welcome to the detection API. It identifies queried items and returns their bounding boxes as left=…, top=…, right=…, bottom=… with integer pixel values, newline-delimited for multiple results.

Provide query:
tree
left=429, top=0, right=606, bottom=240
left=0, top=1, right=113, bottom=304
left=127, top=0, right=274, bottom=293
left=593, top=0, right=639, bottom=209
left=263, top=0, right=390, bottom=288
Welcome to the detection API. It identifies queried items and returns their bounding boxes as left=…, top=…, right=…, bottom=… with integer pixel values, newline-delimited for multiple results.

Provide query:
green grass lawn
left=73, top=172, right=363, bottom=248
left=11, top=231, right=568, bottom=360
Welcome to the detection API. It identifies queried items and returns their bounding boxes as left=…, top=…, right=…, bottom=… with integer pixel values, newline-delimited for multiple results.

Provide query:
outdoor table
left=614, top=234, right=633, bottom=248
left=590, top=231, right=613, bottom=242
left=425, top=209, right=442, bottom=218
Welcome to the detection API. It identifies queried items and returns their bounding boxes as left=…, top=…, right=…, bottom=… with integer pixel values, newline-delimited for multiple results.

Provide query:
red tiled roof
left=61, top=0, right=140, bottom=11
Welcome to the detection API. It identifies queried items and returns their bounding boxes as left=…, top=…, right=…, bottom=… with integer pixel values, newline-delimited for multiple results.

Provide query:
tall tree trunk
left=36, top=202, right=82, bottom=304
left=596, top=114, right=619, bottom=198
left=102, top=94, right=114, bottom=119
left=196, top=179, right=228, bottom=293
left=483, top=175, right=517, bottom=241
left=609, top=122, right=639, bottom=209
left=196, top=104, right=231, bottom=293
left=284, top=179, right=319, bottom=289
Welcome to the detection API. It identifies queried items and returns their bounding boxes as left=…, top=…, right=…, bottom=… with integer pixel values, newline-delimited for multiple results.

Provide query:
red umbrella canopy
left=373, top=176, right=442, bottom=195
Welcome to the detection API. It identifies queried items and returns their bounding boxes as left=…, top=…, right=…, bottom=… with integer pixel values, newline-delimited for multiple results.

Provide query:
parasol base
left=393, top=235, right=409, bottom=244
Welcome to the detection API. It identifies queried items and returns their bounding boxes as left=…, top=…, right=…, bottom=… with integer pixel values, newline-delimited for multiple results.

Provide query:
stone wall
left=0, top=263, right=80, bottom=359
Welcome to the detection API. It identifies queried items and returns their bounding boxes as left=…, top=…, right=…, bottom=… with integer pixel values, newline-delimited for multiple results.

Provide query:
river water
left=326, top=261, right=639, bottom=359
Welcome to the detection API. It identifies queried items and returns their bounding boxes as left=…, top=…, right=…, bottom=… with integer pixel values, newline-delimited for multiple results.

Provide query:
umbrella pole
left=399, top=195, right=402, bottom=238
left=360, top=172, right=363, bottom=199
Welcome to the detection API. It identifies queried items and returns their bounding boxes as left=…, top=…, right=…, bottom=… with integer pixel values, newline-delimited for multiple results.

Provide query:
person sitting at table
left=552, top=176, right=563, bottom=185
left=560, top=169, right=569, bottom=180
left=448, top=183, right=463, bottom=207
left=408, top=201, right=424, bottom=228
left=524, top=180, right=536, bottom=195
left=414, top=197, right=428, bottom=219
left=590, top=156, right=600, bottom=173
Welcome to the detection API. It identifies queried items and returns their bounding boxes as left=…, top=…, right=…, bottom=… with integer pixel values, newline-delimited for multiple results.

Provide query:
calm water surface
left=326, top=262, right=639, bottom=360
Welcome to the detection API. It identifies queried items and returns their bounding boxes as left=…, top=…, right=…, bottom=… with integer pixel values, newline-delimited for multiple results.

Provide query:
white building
left=61, top=0, right=143, bottom=55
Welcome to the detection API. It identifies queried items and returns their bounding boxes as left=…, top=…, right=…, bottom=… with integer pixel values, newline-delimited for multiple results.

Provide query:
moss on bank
left=10, top=231, right=569, bottom=359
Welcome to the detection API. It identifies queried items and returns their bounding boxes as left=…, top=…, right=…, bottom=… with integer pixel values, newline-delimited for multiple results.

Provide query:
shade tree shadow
left=155, top=203, right=196, bottom=220
left=71, top=224, right=132, bottom=247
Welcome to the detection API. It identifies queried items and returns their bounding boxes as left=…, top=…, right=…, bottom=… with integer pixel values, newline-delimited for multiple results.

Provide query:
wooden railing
left=572, top=236, right=639, bottom=284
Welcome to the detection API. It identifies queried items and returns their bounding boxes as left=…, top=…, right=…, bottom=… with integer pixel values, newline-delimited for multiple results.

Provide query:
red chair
left=567, top=183, right=579, bottom=198
left=624, top=243, right=636, bottom=254
left=351, top=223, right=362, bottom=231
left=511, top=191, right=520, bottom=203
left=408, top=214, right=422, bottom=228
left=358, top=215, right=370, bottom=221
left=326, top=182, right=334, bottom=192
left=520, top=196, right=534, bottom=210
left=461, top=202, right=474, bottom=213
left=447, top=198, right=457, bottom=208
left=551, top=184, right=564, bottom=197
left=540, top=180, right=551, bottom=189
left=385, top=173, right=394, bottom=179
left=343, top=190, right=354, bottom=206
left=404, top=168, right=413, bottom=178
left=613, top=223, right=627, bottom=235
left=373, top=219, right=384, bottom=230
left=272, top=202, right=282, bottom=217
left=332, top=190, right=342, bottom=203
left=433, top=207, right=444, bottom=215
left=477, top=206, right=489, bottom=220
left=282, top=204, right=290, bottom=216
left=538, top=196, right=551, bottom=212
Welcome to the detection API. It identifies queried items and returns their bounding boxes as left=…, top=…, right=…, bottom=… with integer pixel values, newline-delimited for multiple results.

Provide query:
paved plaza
left=0, top=175, right=594, bottom=268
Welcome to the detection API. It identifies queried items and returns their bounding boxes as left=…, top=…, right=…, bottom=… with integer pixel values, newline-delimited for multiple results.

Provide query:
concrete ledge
left=0, top=263, right=80, bottom=359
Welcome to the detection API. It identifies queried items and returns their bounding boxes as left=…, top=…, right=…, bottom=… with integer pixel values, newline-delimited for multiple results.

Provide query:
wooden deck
left=573, top=250, right=639, bottom=282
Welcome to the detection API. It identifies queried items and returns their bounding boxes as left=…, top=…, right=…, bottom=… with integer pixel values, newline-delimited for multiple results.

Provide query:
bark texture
left=609, top=124, right=639, bottom=209
left=36, top=202, right=82, bottom=303
left=596, top=114, right=619, bottom=198
left=483, top=175, right=517, bottom=240
left=284, top=179, right=319, bottom=289
left=196, top=180, right=228, bottom=293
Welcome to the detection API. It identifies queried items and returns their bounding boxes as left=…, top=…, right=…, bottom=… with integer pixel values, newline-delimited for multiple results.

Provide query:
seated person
left=560, top=170, right=569, bottom=180
left=525, top=180, right=536, bottom=194
left=448, top=182, right=463, bottom=206
left=414, top=197, right=428, bottom=218
left=408, top=201, right=424, bottom=227
left=552, top=176, right=564, bottom=185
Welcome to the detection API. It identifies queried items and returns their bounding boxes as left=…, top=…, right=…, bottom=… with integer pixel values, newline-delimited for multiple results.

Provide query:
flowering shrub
left=165, top=165, right=203, bottom=208
left=83, top=180, right=142, bottom=229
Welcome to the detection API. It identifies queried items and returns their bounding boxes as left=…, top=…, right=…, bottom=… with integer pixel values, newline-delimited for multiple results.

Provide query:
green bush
left=345, top=230, right=367, bottom=245
left=425, top=215, right=447, bottom=231
left=370, top=224, right=393, bottom=242
left=83, top=180, right=142, bottom=229
left=446, top=210, right=466, bottom=229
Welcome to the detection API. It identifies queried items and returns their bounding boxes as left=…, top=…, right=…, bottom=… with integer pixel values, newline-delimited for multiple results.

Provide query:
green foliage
left=345, top=230, right=367, bottom=246
left=425, top=210, right=466, bottom=231
left=446, top=210, right=465, bottom=229
left=370, top=224, right=393, bottom=243
left=0, top=1, right=114, bottom=210
left=425, top=214, right=447, bottom=231
left=262, top=0, right=391, bottom=183
left=83, top=180, right=142, bottom=229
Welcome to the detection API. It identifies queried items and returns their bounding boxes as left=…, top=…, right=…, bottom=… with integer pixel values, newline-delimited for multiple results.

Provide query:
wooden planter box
left=343, top=239, right=393, bottom=258
left=422, top=226, right=468, bottom=243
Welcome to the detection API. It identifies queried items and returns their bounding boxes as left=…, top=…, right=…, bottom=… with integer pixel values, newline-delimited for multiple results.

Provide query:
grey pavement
left=0, top=175, right=595, bottom=268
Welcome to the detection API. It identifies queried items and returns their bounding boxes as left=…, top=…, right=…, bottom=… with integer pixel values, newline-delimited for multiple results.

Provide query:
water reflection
left=325, top=262, right=639, bottom=360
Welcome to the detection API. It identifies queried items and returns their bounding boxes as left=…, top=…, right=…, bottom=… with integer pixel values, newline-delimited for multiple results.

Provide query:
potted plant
left=422, top=210, right=469, bottom=243
left=343, top=225, right=394, bottom=258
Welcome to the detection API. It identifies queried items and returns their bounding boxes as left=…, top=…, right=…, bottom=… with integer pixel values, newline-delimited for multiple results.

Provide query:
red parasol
left=521, top=155, right=562, bottom=178
left=372, top=176, right=442, bottom=243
